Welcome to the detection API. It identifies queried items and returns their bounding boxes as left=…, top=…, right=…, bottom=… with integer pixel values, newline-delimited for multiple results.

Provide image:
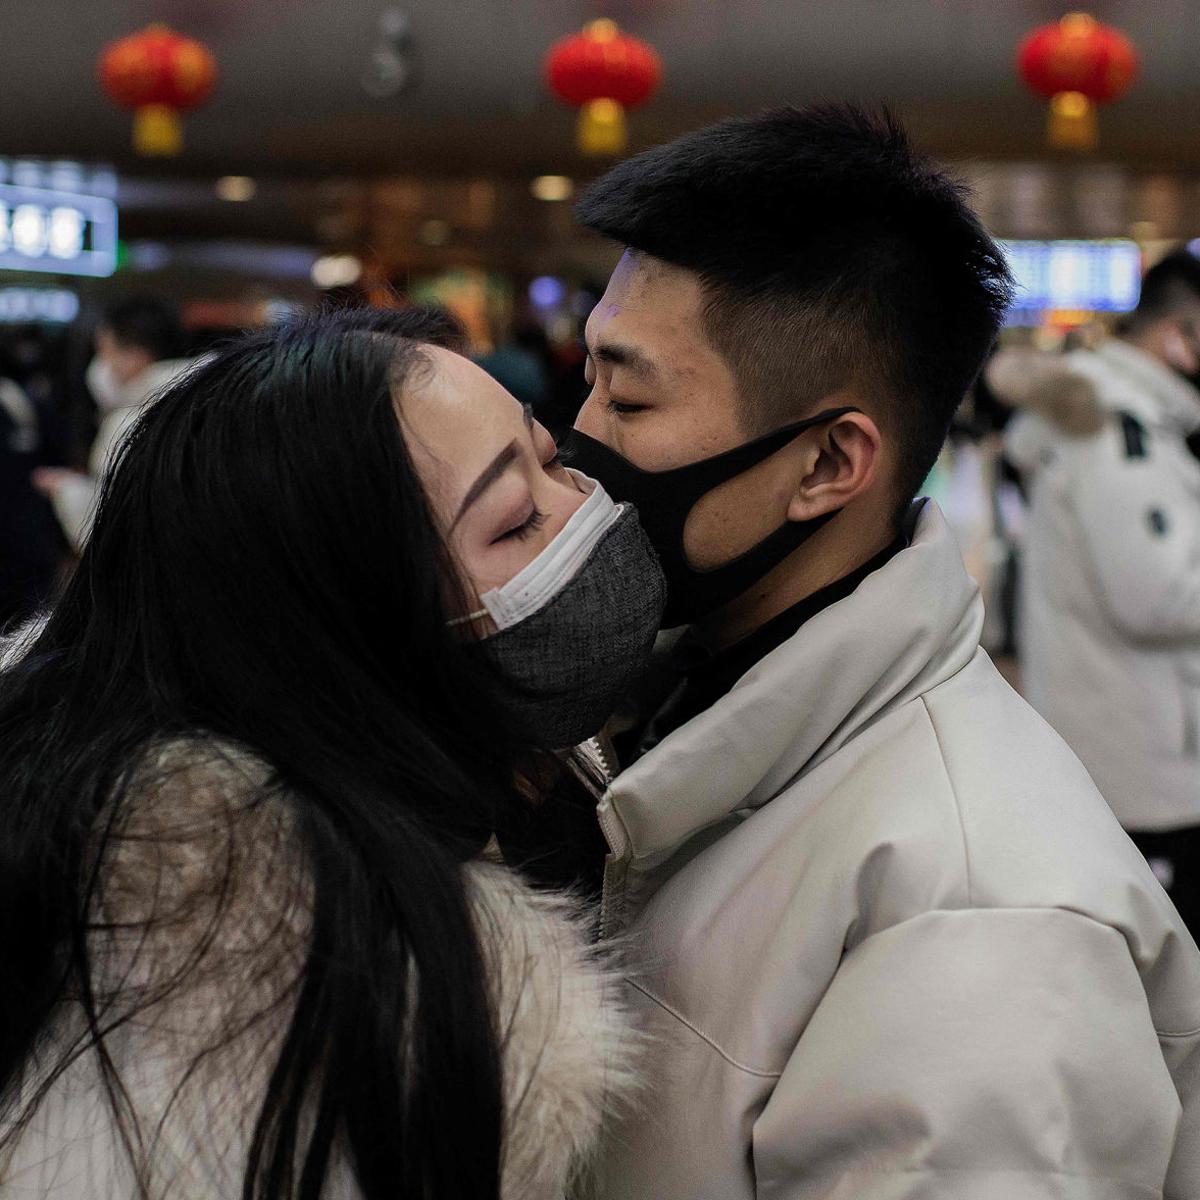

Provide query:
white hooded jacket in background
left=50, top=357, right=198, bottom=551
left=592, top=501, right=1200, bottom=1200
left=1005, top=339, right=1200, bottom=832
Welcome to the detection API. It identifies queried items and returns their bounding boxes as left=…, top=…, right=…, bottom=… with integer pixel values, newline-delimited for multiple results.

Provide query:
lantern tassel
left=1047, top=91, right=1098, bottom=152
left=577, top=98, right=627, bottom=156
left=133, top=104, right=183, bottom=156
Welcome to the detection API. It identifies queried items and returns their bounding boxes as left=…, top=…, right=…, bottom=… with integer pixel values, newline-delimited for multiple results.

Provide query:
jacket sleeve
left=751, top=907, right=1182, bottom=1200
left=1065, top=417, right=1200, bottom=641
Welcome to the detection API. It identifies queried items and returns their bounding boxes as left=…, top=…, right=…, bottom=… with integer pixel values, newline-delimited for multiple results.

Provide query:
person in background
left=0, top=308, right=654, bottom=1199
left=34, top=296, right=197, bottom=551
left=565, top=105, right=1200, bottom=1200
left=994, top=250, right=1200, bottom=934
left=0, top=369, right=67, bottom=627
left=475, top=318, right=550, bottom=411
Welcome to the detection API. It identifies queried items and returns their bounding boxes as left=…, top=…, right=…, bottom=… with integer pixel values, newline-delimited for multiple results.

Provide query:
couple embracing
left=2, top=106, right=1198, bottom=1200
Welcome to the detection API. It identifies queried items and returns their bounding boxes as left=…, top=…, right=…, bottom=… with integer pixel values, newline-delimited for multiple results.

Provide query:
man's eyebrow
left=452, top=441, right=520, bottom=528
left=586, top=337, right=657, bottom=378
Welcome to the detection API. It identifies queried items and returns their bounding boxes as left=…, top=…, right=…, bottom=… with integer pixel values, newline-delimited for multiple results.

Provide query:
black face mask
left=565, top=406, right=859, bottom=627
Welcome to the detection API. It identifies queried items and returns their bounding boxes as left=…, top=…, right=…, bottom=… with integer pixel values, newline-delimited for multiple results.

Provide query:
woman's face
left=401, top=346, right=588, bottom=614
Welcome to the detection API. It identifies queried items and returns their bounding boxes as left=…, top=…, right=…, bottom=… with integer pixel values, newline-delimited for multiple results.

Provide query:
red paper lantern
left=544, top=20, right=662, bottom=156
left=98, top=24, right=217, bottom=157
left=1017, top=13, right=1138, bottom=151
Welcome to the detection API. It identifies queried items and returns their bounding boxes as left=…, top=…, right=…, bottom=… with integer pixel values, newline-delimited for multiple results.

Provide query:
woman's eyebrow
left=451, top=441, right=520, bottom=529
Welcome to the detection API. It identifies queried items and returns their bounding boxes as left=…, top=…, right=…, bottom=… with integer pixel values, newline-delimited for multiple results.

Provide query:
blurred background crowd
left=2, top=0, right=1198, bottom=666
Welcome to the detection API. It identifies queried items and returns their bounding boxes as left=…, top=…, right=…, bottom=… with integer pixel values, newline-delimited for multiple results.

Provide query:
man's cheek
left=681, top=458, right=791, bottom=570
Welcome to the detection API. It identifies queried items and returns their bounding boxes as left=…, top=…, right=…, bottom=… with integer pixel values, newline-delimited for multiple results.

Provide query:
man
left=566, top=106, right=1200, bottom=1199
left=996, top=251, right=1200, bottom=937
left=34, top=295, right=195, bottom=551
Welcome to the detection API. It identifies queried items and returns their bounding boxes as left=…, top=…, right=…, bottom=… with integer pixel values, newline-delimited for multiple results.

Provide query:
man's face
left=575, top=251, right=743, bottom=472
left=1160, top=306, right=1200, bottom=380
left=574, top=251, right=823, bottom=571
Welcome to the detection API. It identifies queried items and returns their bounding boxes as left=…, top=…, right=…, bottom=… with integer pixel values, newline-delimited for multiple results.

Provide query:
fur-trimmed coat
left=1002, top=338, right=1200, bottom=831
left=0, top=737, right=636, bottom=1199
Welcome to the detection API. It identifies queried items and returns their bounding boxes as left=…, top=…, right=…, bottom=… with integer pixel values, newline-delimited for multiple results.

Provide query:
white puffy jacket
left=0, top=735, right=636, bottom=1199
left=1005, top=338, right=1200, bottom=832
left=591, top=501, right=1200, bottom=1200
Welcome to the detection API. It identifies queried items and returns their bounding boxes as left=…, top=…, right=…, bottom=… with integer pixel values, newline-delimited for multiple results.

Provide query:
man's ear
left=786, top=411, right=881, bottom=521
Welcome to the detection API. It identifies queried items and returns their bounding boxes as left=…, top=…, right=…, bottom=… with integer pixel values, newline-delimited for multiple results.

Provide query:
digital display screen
left=1001, top=239, right=1142, bottom=316
left=0, top=183, right=117, bottom=278
left=0, top=287, right=80, bottom=323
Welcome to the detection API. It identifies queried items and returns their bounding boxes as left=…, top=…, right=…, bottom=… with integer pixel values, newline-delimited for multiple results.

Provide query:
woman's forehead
left=399, top=345, right=527, bottom=496
left=407, top=346, right=524, bottom=432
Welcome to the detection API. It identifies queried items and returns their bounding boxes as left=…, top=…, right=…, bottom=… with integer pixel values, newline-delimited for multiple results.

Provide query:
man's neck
left=694, top=506, right=898, bottom=652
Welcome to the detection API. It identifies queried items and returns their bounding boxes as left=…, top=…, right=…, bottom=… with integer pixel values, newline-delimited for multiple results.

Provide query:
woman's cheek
left=467, top=542, right=525, bottom=595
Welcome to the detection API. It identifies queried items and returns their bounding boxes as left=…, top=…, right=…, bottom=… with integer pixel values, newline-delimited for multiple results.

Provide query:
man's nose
left=572, top=390, right=605, bottom=438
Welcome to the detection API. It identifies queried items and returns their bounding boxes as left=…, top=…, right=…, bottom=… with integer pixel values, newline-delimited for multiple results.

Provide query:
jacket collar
left=1094, top=339, right=1200, bottom=435
left=598, top=502, right=983, bottom=867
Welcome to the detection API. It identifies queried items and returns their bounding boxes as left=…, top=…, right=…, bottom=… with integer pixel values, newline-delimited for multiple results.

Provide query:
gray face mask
left=451, top=476, right=666, bottom=749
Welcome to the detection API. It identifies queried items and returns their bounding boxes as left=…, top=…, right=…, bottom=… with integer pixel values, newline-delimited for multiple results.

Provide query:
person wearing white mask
left=34, top=295, right=198, bottom=550
left=995, top=249, right=1200, bottom=935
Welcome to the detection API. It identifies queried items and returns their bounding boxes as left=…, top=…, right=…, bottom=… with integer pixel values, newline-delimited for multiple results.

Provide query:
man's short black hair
left=101, top=295, right=185, bottom=362
left=1132, top=250, right=1200, bottom=327
left=576, top=104, right=1012, bottom=512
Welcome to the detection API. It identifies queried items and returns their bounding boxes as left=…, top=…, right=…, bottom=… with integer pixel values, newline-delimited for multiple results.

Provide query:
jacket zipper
left=591, top=736, right=615, bottom=783
left=582, top=737, right=630, bottom=941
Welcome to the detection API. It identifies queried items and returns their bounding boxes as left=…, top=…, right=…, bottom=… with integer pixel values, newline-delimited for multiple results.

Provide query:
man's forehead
left=592, top=253, right=704, bottom=341
left=606, top=249, right=695, bottom=303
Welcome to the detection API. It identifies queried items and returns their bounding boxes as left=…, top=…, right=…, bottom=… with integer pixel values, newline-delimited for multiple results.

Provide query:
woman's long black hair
left=0, top=307, right=572, bottom=1198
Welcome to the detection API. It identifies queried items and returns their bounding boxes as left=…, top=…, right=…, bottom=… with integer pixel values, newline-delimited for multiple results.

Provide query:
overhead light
left=530, top=175, right=573, bottom=202
left=529, top=276, right=566, bottom=308
left=216, top=176, right=257, bottom=202
left=311, top=253, right=363, bottom=289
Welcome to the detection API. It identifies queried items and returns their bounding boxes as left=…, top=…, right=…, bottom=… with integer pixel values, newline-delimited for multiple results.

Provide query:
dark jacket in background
left=0, top=378, right=66, bottom=628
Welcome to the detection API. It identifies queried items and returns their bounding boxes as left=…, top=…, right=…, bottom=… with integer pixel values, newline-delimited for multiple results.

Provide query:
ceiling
left=5, top=0, right=1200, bottom=178
left=5, top=0, right=1200, bottom=265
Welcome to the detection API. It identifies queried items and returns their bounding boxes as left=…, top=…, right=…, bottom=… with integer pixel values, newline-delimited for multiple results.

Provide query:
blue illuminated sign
left=0, top=287, right=80, bottom=323
left=1001, top=239, right=1141, bottom=316
left=0, top=183, right=117, bottom=277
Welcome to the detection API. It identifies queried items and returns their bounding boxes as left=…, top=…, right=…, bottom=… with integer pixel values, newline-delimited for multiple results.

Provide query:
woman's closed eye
left=493, top=508, right=548, bottom=544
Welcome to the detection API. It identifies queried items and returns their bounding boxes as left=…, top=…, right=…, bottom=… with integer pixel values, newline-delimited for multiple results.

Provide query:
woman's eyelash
left=606, top=399, right=644, bottom=415
left=498, top=508, right=548, bottom=543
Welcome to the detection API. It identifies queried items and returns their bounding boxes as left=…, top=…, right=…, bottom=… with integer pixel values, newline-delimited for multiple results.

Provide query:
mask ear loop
left=674, top=406, right=859, bottom=571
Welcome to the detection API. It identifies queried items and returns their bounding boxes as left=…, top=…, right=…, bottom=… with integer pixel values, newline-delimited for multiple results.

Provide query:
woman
left=0, top=308, right=666, bottom=1199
